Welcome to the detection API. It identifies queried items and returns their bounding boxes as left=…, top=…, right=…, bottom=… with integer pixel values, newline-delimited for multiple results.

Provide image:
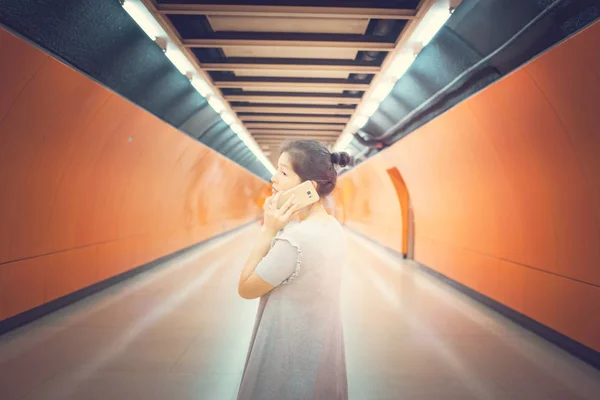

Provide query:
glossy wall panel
left=335, top=156, right=403, bottom=252
left=335, top=22, right=600, bottom=351
left=0, top=28, right=267, bottom=321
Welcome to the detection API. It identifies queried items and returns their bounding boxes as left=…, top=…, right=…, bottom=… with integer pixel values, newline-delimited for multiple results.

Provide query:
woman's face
left=271, top=152, right=302, bottom=195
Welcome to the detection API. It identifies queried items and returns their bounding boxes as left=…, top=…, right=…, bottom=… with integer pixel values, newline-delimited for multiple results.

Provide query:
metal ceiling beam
left=183, top=39, right=395, bottom=51
left=156, top=4, right=417, bottom=20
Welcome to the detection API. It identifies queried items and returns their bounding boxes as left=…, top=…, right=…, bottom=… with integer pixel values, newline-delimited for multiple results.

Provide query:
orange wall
left=334, top=156, right=403, bottom=251
left=387, top=168, right=410, bottom=255
left=0, top=28, right=267, bottom=321
left=336, top=22, right=600, bottom=351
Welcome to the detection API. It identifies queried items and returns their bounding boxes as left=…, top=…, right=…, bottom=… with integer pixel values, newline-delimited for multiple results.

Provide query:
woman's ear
left=311, top=180, right=318, bottom=190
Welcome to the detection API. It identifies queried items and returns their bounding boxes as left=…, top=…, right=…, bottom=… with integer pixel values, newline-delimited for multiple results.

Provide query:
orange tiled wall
left=0, top=28, right=267, bottom=321
left=335, top=22, right=600, bottom=351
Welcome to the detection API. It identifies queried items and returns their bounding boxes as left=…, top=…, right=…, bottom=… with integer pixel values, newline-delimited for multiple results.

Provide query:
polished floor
left=1, top=225, right=599, bottom=400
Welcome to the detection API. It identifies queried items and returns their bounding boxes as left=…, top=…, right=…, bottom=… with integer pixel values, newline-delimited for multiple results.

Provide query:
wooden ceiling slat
left=234, top=70, right=352, bottom=78
left=256, top=141, right=337, bottom=146
left=215, top=81, right=370, bottom=90
left=157, top=4, right=417, bottom=20
left=255, top=138, right=339, bottom=142
left=232, top=86, right=347, bottom=93
left=241, top=115, right=348, bottom=123
left=223, top=46, right=358, bottom=60
left=254, top=135, right=339, bottom=139
left=245, top=123, right=346, bottom=130
left=225, top=95, right=361, bottom=104
left=233, top=106, right=354, bottom=115
left=144, top=0, right=429, bottom=164
left=253, top=131, right=340, bottom=135
left=183, top=39, right=394, bottom=51
left=202, top=63, right=380, bottom=73
left=250, top=129, right=342, bottom=135
left=258, top=140, right=336, bottom=145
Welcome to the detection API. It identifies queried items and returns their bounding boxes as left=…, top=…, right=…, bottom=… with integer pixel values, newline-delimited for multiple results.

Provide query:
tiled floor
left=1, top=225, right=599, bottom=399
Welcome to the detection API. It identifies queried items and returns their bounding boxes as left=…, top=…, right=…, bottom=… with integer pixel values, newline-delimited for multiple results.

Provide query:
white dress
left=237, top=216, right=349, bottom=400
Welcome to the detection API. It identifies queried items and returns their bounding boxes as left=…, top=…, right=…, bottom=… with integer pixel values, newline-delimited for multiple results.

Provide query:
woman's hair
left=280, top=140, right=351, bottom=197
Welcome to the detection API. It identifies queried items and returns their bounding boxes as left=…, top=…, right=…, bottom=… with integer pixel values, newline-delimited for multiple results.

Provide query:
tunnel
left=0, top=0, right=599, bottom=399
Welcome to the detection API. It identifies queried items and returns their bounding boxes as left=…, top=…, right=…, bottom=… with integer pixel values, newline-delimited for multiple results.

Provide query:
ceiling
left=1, top=0, right=595, bottom=179
left=144, top=0, right=431, bottom=165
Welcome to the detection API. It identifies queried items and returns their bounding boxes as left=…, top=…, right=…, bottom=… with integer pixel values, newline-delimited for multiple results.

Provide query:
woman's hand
left=262, top=193, right=301, bottom=235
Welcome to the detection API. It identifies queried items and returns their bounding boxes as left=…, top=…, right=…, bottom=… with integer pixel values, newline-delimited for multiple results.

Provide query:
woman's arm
left=237, top=228, right=278, bottom=298
left=237, top=193, right=300, bottom=299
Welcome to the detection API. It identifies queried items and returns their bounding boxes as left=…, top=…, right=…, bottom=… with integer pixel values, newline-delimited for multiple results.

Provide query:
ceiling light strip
left=123, top=0, right=275, bottom=174
left=334, top=0, right=453, bottom=151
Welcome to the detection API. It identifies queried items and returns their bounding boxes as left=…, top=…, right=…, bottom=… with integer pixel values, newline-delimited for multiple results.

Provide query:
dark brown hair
left=280, top=140, right=351, bottom=197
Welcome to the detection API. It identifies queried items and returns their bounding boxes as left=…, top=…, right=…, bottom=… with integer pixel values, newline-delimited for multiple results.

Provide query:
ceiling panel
left=233, top=70, right=352, bottom=79
left=223, top=46, right=359, bottom=60
left=240, top=115, right=349, bottom=123
left=207, top=16, right=370, bottom=34
left=9, top=0, right=587, bottom=179
left=238, top=85, right=347, bottom=93
left=133, top=0, right=427, bottom=171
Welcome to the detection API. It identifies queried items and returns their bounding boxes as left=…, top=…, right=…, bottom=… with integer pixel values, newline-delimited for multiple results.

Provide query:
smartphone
left=277, top=181, right=320, bottom=209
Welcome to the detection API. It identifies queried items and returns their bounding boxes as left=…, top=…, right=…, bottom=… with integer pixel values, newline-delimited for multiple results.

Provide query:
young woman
left=237, top=140, right=351, bottom=400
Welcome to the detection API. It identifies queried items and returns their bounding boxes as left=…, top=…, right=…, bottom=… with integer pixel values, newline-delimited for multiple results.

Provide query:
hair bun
left=331, top=151, right=351, bottom=168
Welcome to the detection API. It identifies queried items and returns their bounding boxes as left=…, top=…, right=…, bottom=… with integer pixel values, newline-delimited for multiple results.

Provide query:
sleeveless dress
left=237, top=216, right=349, bottom=400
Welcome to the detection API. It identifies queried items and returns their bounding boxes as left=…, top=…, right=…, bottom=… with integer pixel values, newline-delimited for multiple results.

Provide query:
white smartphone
left=277, top=181, right=320, bottom=209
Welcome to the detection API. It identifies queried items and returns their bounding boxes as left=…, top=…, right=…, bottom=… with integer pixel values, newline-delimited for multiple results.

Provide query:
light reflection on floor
left=1, top=225, right=599, bottom=400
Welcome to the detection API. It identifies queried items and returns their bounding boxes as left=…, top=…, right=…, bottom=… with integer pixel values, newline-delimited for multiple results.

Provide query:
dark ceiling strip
left=156, top=4, right=417, bottom=20
left=213, top=77, right=373, bottom=84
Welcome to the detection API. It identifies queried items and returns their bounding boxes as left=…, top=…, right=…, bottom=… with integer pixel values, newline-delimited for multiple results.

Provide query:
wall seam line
left=416, top=233, right=600, bottom=290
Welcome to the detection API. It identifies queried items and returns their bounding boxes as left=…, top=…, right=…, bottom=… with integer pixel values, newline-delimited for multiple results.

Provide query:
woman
left=237, top=140, right=351, bottom=400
